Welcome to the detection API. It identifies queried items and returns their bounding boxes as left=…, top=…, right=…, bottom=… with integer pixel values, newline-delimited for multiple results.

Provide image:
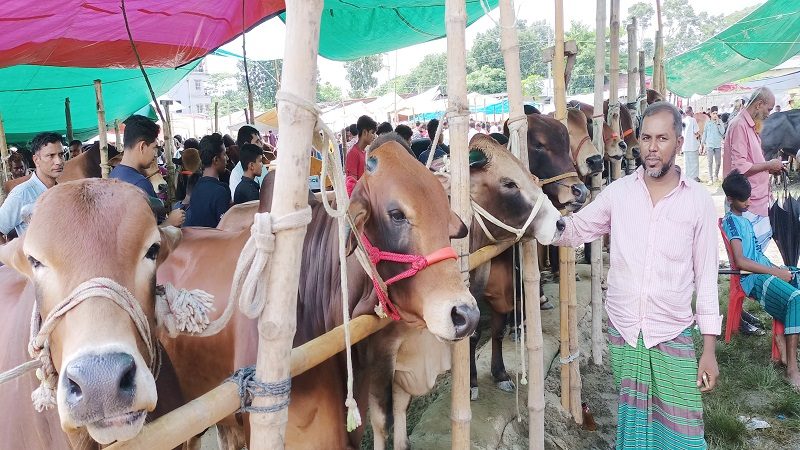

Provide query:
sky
left=206, top=0, right=765, bottom=92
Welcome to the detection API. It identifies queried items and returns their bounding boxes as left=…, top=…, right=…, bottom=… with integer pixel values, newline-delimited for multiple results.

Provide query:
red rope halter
left=360, top=234, right=458, bottom=320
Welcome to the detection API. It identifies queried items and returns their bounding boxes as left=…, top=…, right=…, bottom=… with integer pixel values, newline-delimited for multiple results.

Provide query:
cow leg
left=217, top=424, right=246, bottom=450
left=368, top=335, right=401, bottom=450
left=392, top=384, right=414, bottom=450
left=469, top=326, right=482, bottom=400
left=491, top=309, right=515, bottom=392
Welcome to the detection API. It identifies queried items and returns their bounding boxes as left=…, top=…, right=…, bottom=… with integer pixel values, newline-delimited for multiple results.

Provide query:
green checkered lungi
left=608, top=325, right=706, bottom=450
left=744, top=269, right=800, bottom=334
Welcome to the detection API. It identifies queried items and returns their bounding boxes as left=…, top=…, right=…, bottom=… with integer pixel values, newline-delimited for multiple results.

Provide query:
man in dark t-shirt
left=185, top=133, right=231, bottom=227
left=233, top=143, right=263, bottom=205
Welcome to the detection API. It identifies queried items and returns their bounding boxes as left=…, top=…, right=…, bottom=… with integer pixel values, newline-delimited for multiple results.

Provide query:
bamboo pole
left=626, top=18, right=638, bottom=176
left=608, top=0, right=622, bottom=181
left=0, top=113, right=9, bottom=185
left=498, top=0, right=544, bottom=447
left=590, top=0, right=606, bottom=367
left=65, top=97, right=74, bottom=143
left=248, top=1, right=322, bottom=447
left=652, top=0, right=666, bottom=97
left=566, top=243, right=582, bottom=423
left=445, top=1, right=472, bottom=448
left=214, top=101, right=219, bottom=133
left=107, top=315, right=390, bottom=450
left=94, top=80, right=110, bottom=179
left=114, top=119, right=122, bottom=149
left=639, top=50, right=646, bottom=97
left=160, top=100, right=176, bottom=207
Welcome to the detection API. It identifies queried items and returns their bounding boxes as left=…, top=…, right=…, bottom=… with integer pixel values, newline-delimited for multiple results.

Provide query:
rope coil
left=559, top=350, right=581, bottom=364
left=229, top=366, right=291, bottom=414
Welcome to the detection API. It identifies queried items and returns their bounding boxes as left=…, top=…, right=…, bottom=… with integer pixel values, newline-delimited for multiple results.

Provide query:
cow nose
left=451, top=304, right=479, bottom=339
left=63, top=353, right=137, bottom=420
left=618, top=140, right=627, bottom=151
left=157, top=183, right=167, bottom=193
left=631, top=147, right=641, bottom=159
left=556, top=217, right=566, bottom=232
left=586, top=154, right=603, bottom=173
left=571, top=183, right=589, bottom=206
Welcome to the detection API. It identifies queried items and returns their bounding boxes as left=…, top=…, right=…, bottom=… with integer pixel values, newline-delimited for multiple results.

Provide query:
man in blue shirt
left=110, top=115, right=184, bottom=227
left=185, top=133, right=231, bottom=227
left=701, top=106, right=725, bottom=184
left=0, top=132, right=64, bottom=241
left=722, top=170, right=800, bottom=389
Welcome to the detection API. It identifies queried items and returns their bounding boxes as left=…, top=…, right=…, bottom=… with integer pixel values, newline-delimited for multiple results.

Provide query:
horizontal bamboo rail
left=107, top=242, right=509, bottom=449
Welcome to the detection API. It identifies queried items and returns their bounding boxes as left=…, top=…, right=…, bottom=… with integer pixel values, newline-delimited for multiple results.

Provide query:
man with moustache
left=555, top=102, right=721, bottom=449
left=722, top=87, right=784, bottom=251
left=0, top=132, right=64, bottom=242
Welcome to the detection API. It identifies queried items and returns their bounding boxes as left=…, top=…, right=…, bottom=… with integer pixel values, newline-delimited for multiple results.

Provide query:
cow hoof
left=497, top=380, right=515, bottom=392
left=470, top=387, right=479, bottom=401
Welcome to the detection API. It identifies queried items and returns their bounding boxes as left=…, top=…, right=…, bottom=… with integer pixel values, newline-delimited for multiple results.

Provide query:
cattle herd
left=0, top=98, right=651, bottom=449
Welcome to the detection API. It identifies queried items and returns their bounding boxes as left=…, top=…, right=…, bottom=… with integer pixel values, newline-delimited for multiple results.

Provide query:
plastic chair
left=718, top=218, right=783, bottom=362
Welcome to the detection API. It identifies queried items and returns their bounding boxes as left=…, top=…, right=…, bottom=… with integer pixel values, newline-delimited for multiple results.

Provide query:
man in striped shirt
left=556, top=102, right=722, bottom=449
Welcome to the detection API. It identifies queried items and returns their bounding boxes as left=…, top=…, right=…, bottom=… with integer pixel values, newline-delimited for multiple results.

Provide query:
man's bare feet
left=776, top=335, right=788, bottom=366
left=788, top=369, right=800, bottom=391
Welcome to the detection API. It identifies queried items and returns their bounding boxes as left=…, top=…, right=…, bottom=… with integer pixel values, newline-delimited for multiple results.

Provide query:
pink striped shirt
left=722, top=109, right=770, bottom=217
left=556, top=167, right=722, bottom=348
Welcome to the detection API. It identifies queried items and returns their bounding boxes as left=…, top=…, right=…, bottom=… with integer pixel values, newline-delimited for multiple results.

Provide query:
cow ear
left=108, top=153, right=123, bottom=167
left=157, top=226, right=182, bottom=265
left=0, top=235, right=32, bottom=277
left=449, top=210, right=468, bottom=239
left=345, top=187, right=370, bottom=256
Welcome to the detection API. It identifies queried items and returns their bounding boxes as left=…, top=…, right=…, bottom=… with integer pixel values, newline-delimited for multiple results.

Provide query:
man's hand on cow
left=165, top=209, right=186, bottom=228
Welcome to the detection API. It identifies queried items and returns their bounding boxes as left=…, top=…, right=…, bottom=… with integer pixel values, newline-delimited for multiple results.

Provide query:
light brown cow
left=0, top=179, right=185, bottom=448
left=549, top=108, right=604, bottom=177
left=567, top=100, right=626, bottom=162
left=160, top=136, right=485, bottom=449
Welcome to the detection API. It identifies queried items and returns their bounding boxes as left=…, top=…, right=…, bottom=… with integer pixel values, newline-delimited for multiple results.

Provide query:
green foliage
left=662, top=0, right=725, bottom=58
left=317, top=81, right=343, bottom=103
left=238, top=59, right=282, bottom=110
left=466, top=66, right=506, bottom=94
left=344, top=54, right=384, bottom=98
left=469, top=20, right=552, bottom=80
left=627, top=2, right=654, bottom=31
left=522, top=73, right=543, bottom=99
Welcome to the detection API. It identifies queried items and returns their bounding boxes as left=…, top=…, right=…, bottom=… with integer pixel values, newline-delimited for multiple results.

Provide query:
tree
left=564, top=21, right=598, bottom=95
left=344, top=54, right=384, bottom=98
left=237, top=59, right=282, bottom=110
left=317, top=81, right=343, bottom=103
left=661, top=0, right=724, bottom=58
left=627, top=2, right=654, bottom=30
left=522, top=73, right=543, bottom=99
left=468, top=20, right=553, bottom=79
left=372, top=53, right=447, bottom=96
left=466, top=66, right=506, bottom=94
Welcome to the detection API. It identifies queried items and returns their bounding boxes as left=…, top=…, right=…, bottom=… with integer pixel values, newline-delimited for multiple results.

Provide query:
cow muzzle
left=586, top=154, right=603, bottom=174
left=451, top=304, right=480, bottom=339
left=59, top=347, right=156, bottom=444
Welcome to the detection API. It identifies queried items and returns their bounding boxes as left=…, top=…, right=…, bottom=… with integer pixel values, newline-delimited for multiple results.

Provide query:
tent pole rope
left=120, top=0, right=164, bottom=124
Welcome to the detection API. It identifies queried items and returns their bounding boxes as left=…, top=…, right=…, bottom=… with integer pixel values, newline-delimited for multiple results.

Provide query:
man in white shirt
left=681, top=107, right=701, bottom=182
left=229, top=125, right=269, bottom=201
left=0, top=132, right=64, bottom=241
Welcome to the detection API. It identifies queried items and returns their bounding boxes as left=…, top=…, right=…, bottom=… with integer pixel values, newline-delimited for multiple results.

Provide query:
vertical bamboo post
left=244, top=108, right=250, bottom=125
left=248, top=0, right=322, bottom=448
left=608, top=0, right=622, bottom=181
left=445, top=1, right=472, bottom=448
left=214, top=101, right=219, bottom=133
left=0, top=113, right=9, bottom=185
left=590, top=0, right=606, bottom=367
left=652, top=0, right=666, bottom=97
left=94, top=80, right=110, bottom=179
left=639, top=50, right=646, bottom=97
left=626, top=18, right=638, bottom=175
left=65, top=97, right=74, bottom=143
left=160, top=100, right=176, bottom=207
left=114, top=119, right=122, bottom=149
left=499, top=1, right=543, bottom=447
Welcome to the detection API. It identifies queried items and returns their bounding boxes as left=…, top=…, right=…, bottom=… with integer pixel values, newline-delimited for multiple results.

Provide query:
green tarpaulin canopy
left=658, top=0, right=800, bottom=98
left=0, top=62, right=199, bottom=144
left=282, top=0, right=499, bottom=61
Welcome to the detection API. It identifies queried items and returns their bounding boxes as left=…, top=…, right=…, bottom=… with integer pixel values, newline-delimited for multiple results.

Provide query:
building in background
left=167, top=60, right=211, bottom=115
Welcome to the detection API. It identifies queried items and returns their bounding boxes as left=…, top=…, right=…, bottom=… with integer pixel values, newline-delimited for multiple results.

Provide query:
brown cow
left=0, top=179, right=186, bottom=448
left=567, top=100, right=626, bottom=162
left=160, top=136, right=483, bottom=449
left=546, top=108, right=604, bottom=177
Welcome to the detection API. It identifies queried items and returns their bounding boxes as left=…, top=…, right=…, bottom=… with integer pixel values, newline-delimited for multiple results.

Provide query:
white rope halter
left=26, top=277, right=217, bottom=412
left=471, top=192, right=543, bottom=243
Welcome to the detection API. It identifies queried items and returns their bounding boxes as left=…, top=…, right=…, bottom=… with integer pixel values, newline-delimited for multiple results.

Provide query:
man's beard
left=645, top=155, right=675, bottom=178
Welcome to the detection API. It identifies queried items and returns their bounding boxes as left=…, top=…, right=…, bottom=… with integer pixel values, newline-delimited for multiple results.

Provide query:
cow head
left=601, top=100, right=628, bottom=162
left=0, top=179, right=180, bottom=444
left=565, top=108, right=603, bottom=176
left=524, top=114, right=589, bottom=212
left=432, top=133, right=563, bottom=245
left=143, top=156, right=168, bottom=196
left=347, top=137, right=478, bottom=341
left=618, top=103, right=641, bottom=162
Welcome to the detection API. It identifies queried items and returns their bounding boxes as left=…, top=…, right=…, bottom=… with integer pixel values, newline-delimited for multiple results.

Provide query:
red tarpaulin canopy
left=0, top=0, right=284, bottom=69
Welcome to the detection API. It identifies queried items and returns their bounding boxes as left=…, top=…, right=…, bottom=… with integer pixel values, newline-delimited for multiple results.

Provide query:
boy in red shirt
left=344, top=115, right=377, bottom=180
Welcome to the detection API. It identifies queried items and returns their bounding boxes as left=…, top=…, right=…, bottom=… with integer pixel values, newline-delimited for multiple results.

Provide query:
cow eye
left=388, top=209, right=407, bottom=223
left=502, top=180, right=518, bottom=189
left=27, top=256, right=43, bottom=269
left=145, top=243, right=161, bottom=261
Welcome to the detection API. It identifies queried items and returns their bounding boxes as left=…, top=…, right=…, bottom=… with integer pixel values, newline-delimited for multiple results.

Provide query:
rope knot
left=366, top=246, right=382, bottom=264
left=155, top=284, right=216, bottom=338
left=411, top=258, right=428, bottom=272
